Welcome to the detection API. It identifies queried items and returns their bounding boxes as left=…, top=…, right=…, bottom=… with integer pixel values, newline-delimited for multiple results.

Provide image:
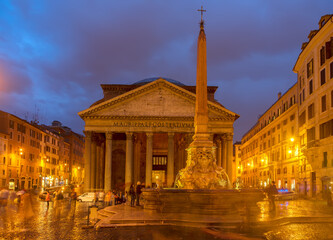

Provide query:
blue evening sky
left=0, top=1, right=331, bottom=141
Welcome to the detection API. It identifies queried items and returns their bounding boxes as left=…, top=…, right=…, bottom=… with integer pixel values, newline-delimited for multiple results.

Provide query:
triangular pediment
left=78, top=78, right=238, bottom=121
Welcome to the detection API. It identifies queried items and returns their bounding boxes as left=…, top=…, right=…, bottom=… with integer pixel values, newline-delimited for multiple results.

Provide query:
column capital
left=126, top=132, right=133, bottom=138
left=105, top=132, right=113, bottom=140
left=168, top=132, right=175, bottom=137
left=84, top=131, right=92, bottom=138
left=226, top=133, right=233, bottom=141
left=146, top=132, right=154, bottom=138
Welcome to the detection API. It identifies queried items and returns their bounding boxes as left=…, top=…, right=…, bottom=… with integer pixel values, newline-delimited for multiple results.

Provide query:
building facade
left=240, top=15, right=333, bottom=198
left=293, top=14, right=333, bottom=198
left=241, top=85, right=298, bottom=190
left=0, top=110, right=84, bottom=190
left=79, top=78, right=239, bottom=192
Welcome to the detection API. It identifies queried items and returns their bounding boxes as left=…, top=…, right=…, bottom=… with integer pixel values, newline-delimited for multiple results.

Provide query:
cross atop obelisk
left=197, top=6, right=206, bottom=23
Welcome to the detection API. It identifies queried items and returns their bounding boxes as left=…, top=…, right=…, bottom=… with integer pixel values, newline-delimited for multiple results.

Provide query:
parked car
left=275, top=189, right=297, bottom=200
left=39, top=191, right=54, bottom=201
left=77, top=192, right=104, bottom=202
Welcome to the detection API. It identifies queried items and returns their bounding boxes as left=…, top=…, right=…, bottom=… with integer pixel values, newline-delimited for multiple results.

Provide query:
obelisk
left=191, top=7, right=212, bottom=148
left=175, top=7, right=230, bottom=189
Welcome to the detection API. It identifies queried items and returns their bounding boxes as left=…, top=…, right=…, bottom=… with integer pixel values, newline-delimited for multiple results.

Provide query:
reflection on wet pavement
left=2, top=195, right=333, bottom=239
left=0, top=195, right=218, bottom=240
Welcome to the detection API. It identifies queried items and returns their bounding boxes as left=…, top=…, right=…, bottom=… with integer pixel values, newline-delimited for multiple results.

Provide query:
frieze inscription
left=112, top=121, right=194, bottom=128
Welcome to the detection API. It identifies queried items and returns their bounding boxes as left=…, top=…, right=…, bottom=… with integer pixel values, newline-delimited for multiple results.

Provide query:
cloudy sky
left=0, top=1, right=331, bottom=141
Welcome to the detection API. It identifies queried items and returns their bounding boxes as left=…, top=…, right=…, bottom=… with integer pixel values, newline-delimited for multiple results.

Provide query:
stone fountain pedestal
left=142, top=188, right=265, bottom=218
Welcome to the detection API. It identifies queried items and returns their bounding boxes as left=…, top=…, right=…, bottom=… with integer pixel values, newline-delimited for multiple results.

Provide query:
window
left=332, top=90, right=333, bottom=108
left=326, top=39, right=332, bottom=59
left=321, top=69, right=326, bottom=85
left=319, top=119, right=333, bottom=139
left=322, top=95, right=327, bottom=112
left=302, top=89, right=305, bottom=101
left=323, top=152, right=328, bottom=168
left=3, top=157, right=5, bottom=164
left=307, top=59, right=313, bottom=78
left=307, top=127, right=316, bottom=144
left=9, top=120, right=14, bottom=129
left=320, top=46, right=326, bottom=65
left=290, top=114, right=295, bottom=121
left=308, top=103, right=314, bottom=120
left=331, top=62, right=333, bottom=79
left=309, top=79, right=313, bottom=95
left=299, top=111, right=306, bottom=127
left=282, top=131, right=287, bottom=141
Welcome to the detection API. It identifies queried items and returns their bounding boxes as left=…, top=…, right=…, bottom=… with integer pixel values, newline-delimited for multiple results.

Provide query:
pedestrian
left=104, top=190, right=111, bottom=207
left=0, top=188, right=9, bottom=209
left=129, top=184, right=136, bottom=207
left=136, top=181, right=142, bottom=206
left=327, top=188, right=332, bottom=206
left=110, top=190, right=115, bottom=206
left=55, top=190, right=64, bottom=217
left=70, top=189, right=77, bottom=206
left=94, top=191, right=99, bottom=205
left=45, top=191, right=51, bottom=208
left=20, top=191, right=34, bottom=219
left=267, top=181, right=278, bottom=211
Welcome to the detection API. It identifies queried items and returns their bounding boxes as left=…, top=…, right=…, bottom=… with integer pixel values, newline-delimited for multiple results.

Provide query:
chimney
left=278, top=92, right=282, bottom=99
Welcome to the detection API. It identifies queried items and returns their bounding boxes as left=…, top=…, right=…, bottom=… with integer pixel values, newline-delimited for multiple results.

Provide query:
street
left=0, top=193, right=219, bottom=240
left=1, top=193, right=333, bottom=239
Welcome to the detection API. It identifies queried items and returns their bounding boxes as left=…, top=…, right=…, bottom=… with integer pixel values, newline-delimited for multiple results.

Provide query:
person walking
left=45, top=191, right=51, bottom=208
left=129, top=184, right=136, bottom=207
left=104, top=190, right=111, bottom=207
left=327, top=188, right=332, bottom=206
left=136, top=181, right=142, bottom=206
left=267, top=181, right=278, bottom=211
left=70, top=189, right=77, bottom=206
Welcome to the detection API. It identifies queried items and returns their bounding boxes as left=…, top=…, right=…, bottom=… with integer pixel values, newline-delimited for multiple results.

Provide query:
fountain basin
left=142, top=188, right=265, bottom=216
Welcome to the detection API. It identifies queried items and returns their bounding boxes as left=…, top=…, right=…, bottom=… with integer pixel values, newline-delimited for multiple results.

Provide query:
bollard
left=87, top=205, right=90, bottom=226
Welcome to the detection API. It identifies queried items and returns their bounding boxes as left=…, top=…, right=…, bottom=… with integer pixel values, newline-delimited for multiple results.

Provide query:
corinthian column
left=90, top=138, right=96, bottom=190
left=216, top=137, right=222, bottom=167
left=167, top=133, right=175, bottom=187
left=222, top=135, right=227, bottom=170
left=104, top=132, right=112, bottom=191
left=125, top=132, right=133, bottom=191
left=83, top=131, right=91, bottom=192
left=145, top=133, right=153, bottom=187
left=226, top=134, right=234, bottom=182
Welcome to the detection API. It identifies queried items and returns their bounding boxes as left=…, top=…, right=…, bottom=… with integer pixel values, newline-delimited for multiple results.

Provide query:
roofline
left=79, top=78, right=239, bottom=119
left=293, top=14, right=333, bottom=73
left=241, top=82, right=297, bottom=139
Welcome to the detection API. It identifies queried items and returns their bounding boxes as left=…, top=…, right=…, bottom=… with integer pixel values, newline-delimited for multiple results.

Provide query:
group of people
left=0, top=188, right=34, bottom=218
left=93, top=181, right=144, bottom=208
left=129, top=181, right=144, bottom=207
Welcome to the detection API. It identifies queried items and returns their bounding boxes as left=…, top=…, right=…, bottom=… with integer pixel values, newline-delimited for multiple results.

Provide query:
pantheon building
left=79, top=77, right=239, bottom=191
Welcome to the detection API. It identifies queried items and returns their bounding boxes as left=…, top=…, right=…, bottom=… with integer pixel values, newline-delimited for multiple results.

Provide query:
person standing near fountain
left=267, top=181, right=278, bottom=211
left=136, top=181, right=142, bottom=206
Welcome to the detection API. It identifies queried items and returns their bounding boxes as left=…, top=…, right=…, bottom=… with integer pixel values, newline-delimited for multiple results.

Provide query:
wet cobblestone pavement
left=2, top=194, right=333, bottom=239
left=0, top=195, right=219, bottom=240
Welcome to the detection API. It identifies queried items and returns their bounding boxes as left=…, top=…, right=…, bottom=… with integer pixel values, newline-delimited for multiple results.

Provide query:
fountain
left=142, top=8, right=264, bottom=223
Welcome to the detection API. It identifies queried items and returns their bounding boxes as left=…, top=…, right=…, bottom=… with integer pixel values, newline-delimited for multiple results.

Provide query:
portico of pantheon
left=79, top=77, right=239, bottom=191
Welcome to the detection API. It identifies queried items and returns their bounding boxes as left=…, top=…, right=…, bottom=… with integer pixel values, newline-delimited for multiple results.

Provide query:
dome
left=133, top=77, right=185, bottom=86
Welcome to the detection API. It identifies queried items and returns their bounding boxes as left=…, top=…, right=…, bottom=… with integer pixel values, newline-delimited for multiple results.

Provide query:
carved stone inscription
left=112, top=121, right=194, bottom=129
